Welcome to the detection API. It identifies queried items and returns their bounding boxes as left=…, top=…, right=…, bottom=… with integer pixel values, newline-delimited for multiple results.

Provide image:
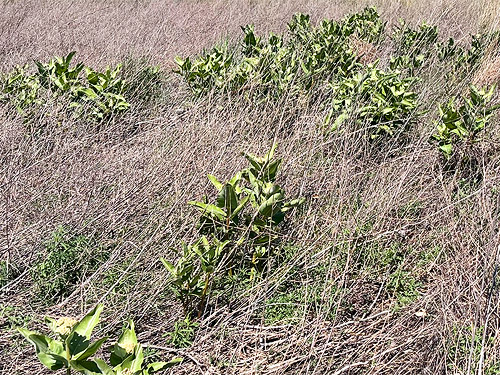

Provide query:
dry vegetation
left=1, top=0, right=500, bottom=374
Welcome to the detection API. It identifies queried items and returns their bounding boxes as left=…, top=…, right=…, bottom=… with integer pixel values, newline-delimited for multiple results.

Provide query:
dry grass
left=1, top=0, right=500, bottom=374
left=0, top=0, right=498, bottom=69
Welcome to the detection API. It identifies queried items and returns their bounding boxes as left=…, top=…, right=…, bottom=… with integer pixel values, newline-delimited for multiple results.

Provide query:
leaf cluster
left=432, top=84, right=500, bottom=159
left=31, top=226, right=108, bottom=304
left=0, top=52, right=129, bottom=122
left=161, top=145, right=304, bottom=316
left=18, top=305, right=182, bottom=375
left=174, top=7, right=385, bottom=98
left=326, top=63, right=420, bottom=138
left=390, top=21, right=500, bottom=77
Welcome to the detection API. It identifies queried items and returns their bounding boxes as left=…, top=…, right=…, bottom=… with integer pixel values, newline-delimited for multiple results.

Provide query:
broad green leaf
left=188, top=201, right=227, bottom=220
left=439, top=143, right=453, bottom=158
left=66, top=304, right=103, bottom=357
left=243, top=152, right=264, bottom=171
left=266, top=159, right=282, bottom=181
left=18, top=328, right=65, bottom=356
left=66, top=51, right=76, bottom=65
left=147, top=358, right=183, bottom=373
left=282, top=197, right=306, bottom=211
left=71, top=304, right=103, bottom=340
left=230, top=195, right=249, bottom=219
left=207, top=174, right=223, bottom=191
left=37, top=352, right=67, bottom=370
left=258, top=193, right=284, bottom=217
left=228, top=171, right=243, bottom=186
left=66, top=332, right=90, bottom=358
left=70, top=359, right=105, bottom=375
left=160, top=258, right=176, bottom=275
left=119, top=344, right=144, bottom=373
left=332, top=111, right=349, bottom=131
left=78, top=87, right=98, bottom=99
left=110, top=320, right=137, bottom=366
left=73, top=337, right=108, bottom=360
left=217, top=184, right=238, bottom=215
left=94, top=359, right=114, bottom=375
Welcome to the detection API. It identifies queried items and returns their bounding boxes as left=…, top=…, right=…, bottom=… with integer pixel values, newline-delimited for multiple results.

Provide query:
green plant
left=161, top=145, right=304, bottom=316
left=0, top=65, right=41, bottom=113
left=174, top=43, right=235, bottom=97
left=165, top=316, right=199, bottom=348
left=264, top=286, right=324, bottom=325
left=31, top=226, right=108, bottom=304
left=189, top=144, right=304, bottom=273
left=390, top=21, right=438, bottom=73
left=341, top=6, right=386, bottom=43
left=326, top=63, right=420, bottom=138
left=1, top=52, right=130, bottom=123
left=101, top=319, right=182, bottom=375
left=387, top=269, right=421, bottom=310
left=73, top=65, right=130, bottom=121
left=35, top=51, right=85, bottom=93
left=432, top=84, right=500, bottom=159
left=161, top=236, right=229, bottom=315
left=447, top=325, right=499, bottom=374
left=264, top=290, right=303, bottom=325
left=0, top=304, right=32, bottom=330
left=174, top=8, right=387, bottom=99
left=18, top=305, right=107, bottom=374
left=18, top=305, right=182, bottom=375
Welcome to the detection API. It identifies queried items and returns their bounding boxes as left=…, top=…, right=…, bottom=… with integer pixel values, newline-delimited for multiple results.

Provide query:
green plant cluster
left=447, top=325, right=500, bottom=374
left=174, top=7, right=384, bottom=98
left=175, top=8, right=424, bottom=141
left=326, top=62, right=420, bottom=138
left=164, top=316, right=199, bottom=349
left=390, top=21, right=439, bottom=73
left=0, top=52, right=129, bottom=122
left=432, top=84, right=500, bottom=159
left=161, top=145, right=304, bottom=316
left=18, top=304, right=182, bottom=375
left=31, top=226, right=109, bottom=304
left=391, top=20, right=500, bottom=76
left=174, top=8, right=500, bottom=148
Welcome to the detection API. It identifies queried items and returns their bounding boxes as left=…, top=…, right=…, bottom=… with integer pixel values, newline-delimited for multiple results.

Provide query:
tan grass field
left=0, top=0, right=500, bottom=374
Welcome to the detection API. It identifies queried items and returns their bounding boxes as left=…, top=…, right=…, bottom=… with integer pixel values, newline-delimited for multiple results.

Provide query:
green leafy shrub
left=73, top=65, right=130, bottom=121
left=174, top=7, right=386, bottom=98
left=390, top=21, right=438, bottom=73
left=31, top=226, right=109, bottom=304
left=0, top=52, right=130, bottom=123
left=341, top=5, right=386, bottom=43
left=0, top=65, right=42, bottom=112
left=18, top=304, right=182, bottom=374
left=189, top=144, right=304, bottom=272
left=326, top=63, right=420, bottom=138
left=161, top=145, right=304, bottom=316
left=165, top=316, right=199, bottom=348
left=161, top=236, right=229, bottom=315
left=432, top=84, right=500, bottom=159
left=35, top=51, right=85, bottom=92
left=390, top=22, right=499, bottom=81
